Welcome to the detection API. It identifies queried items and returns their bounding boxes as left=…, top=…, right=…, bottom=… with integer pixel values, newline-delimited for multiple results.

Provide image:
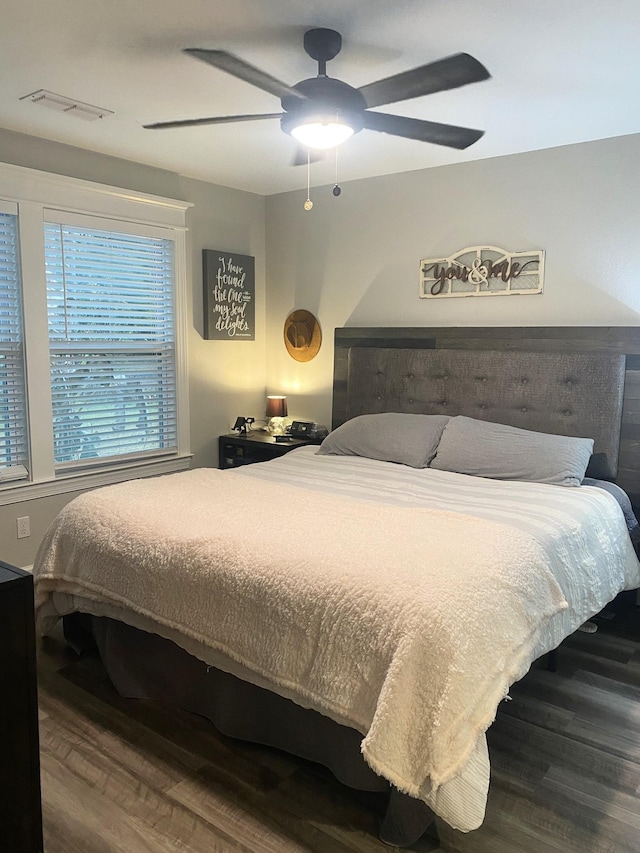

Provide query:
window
left=0, top=163, right=191, bottom=504
left=45, top=218, right=177, bottom=471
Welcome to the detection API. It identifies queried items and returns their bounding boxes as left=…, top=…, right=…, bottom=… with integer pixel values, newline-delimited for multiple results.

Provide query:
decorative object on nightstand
left=219, top=431, right=321, bottom=469
left=232, top=416, right=254, bottom=435
left=266, top=395, right=287, bottom=435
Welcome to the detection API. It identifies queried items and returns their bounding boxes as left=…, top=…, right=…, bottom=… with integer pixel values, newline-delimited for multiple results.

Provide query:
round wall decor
left=284, top=310, right=322, bottom=362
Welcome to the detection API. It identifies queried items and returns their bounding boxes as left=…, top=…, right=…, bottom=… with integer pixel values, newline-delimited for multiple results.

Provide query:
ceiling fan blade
left=144, top=113, right=282, bottom=130
left=358, top=53, right=490, bottom=109
left=184, top=48, right=306, bottom=101
left=362, top=111, right=484, bottom=149
left=291, top=146, right=325, bottom=167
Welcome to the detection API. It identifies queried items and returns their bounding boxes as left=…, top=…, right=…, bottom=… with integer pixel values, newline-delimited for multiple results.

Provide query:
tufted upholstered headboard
left=342, top=348, right=624, bottom=480
left=332, top=327, right=640, bottom=497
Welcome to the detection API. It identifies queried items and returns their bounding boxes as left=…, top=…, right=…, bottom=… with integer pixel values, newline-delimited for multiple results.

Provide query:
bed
left=32, top=326, right=640, bottom=846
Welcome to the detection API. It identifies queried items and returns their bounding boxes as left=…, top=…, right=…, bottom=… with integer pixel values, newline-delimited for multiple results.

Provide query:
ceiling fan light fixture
left=282, top=109, right=362, bottom=150
left=290, top=120, right=354, bottom=150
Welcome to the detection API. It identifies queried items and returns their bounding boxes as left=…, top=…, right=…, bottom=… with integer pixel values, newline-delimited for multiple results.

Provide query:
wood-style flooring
left=36, top=595, right=640, bottom=853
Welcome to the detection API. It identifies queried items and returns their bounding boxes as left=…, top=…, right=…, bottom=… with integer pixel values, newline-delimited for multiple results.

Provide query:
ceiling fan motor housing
left=303, top=28, right=342, bottom=64
left=280, top=77, right=367, bottom=137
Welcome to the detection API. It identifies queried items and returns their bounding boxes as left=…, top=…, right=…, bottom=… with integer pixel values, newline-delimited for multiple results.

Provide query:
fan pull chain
left=304, top=149, right=313, bottom=210
left=333, top=145, right=341, bottom=197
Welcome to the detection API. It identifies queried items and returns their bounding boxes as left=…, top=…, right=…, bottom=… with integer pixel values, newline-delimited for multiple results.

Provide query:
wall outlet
left=16, top=516, right=30, bottom=539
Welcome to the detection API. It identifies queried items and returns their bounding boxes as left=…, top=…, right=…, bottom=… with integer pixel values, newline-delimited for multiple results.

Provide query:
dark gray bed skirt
left=63, top=613, right=436, bottom=847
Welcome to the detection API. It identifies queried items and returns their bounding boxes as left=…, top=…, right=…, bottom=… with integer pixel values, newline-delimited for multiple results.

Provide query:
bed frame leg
left=62, top=612, right=97, bottom=656
left=379, top=787, right=438, bottom=847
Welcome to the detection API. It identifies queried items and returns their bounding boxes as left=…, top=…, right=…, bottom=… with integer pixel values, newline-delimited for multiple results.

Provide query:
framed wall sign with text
left=203, top=249, right=255, bottom=340
left=420, top=245, right=544, bottom=299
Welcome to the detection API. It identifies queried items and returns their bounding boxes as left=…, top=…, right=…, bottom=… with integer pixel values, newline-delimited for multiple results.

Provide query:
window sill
left=0, top=454, right=193, bottom=506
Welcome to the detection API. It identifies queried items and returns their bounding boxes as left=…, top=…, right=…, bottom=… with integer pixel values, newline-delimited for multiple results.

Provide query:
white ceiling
left=2, top=0, right=639, bottom=196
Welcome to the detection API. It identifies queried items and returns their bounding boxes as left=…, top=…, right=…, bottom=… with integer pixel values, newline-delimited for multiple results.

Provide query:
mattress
left=243, top=447, right=636, bottom=640
left=33, top=447, right=640, bottom=832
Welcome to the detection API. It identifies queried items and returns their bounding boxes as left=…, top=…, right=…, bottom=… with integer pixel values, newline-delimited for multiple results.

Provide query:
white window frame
left=0, top=199, right=28, bottom=482
left=0, top=162, right=192, bottom=506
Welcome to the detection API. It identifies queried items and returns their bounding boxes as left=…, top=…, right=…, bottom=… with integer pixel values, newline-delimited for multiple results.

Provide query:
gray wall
left=0, top=128, right=266, bottom=566
left=265, top=133, right=640, bottom=427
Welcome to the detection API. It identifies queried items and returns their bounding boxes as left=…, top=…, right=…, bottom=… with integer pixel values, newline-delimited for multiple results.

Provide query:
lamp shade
left=266, top=395, right=287, bottom=418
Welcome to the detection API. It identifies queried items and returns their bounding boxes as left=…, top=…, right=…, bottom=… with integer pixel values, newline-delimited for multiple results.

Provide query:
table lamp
left=266, top=395, right=288, bottom=435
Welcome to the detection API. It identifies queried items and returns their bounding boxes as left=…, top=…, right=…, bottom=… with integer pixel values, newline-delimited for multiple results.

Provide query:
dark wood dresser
left=0, top=561, right=44, bottom=852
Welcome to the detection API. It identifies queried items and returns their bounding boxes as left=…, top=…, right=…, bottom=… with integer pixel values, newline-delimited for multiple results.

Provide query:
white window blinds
left=0, top=209, right=28, bottom=481
left=44, top=219, right=178, bottom=471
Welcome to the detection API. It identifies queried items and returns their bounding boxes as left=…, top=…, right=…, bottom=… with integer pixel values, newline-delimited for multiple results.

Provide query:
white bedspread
left=33, top=448, right=640, bottom=832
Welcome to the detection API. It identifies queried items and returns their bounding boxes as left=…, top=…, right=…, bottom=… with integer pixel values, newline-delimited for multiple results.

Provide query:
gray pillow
left=317, top=413, right=450, bottom=468
left=430, top=416, right=594, bottom=487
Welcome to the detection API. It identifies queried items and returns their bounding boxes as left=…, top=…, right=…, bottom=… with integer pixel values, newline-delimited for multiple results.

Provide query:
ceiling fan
left=144, top=28, right=490, bottom=153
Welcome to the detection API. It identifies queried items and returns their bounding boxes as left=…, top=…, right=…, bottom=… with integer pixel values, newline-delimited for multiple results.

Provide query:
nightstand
left=218, top=432, right=320, bottom=469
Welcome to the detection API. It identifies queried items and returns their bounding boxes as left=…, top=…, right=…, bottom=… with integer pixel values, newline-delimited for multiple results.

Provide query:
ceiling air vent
left=19, top=90, right=114, bottom=121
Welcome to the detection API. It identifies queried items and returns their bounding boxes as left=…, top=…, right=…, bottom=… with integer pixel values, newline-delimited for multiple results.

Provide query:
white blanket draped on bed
left=33, top=449, right=640, bottom=832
